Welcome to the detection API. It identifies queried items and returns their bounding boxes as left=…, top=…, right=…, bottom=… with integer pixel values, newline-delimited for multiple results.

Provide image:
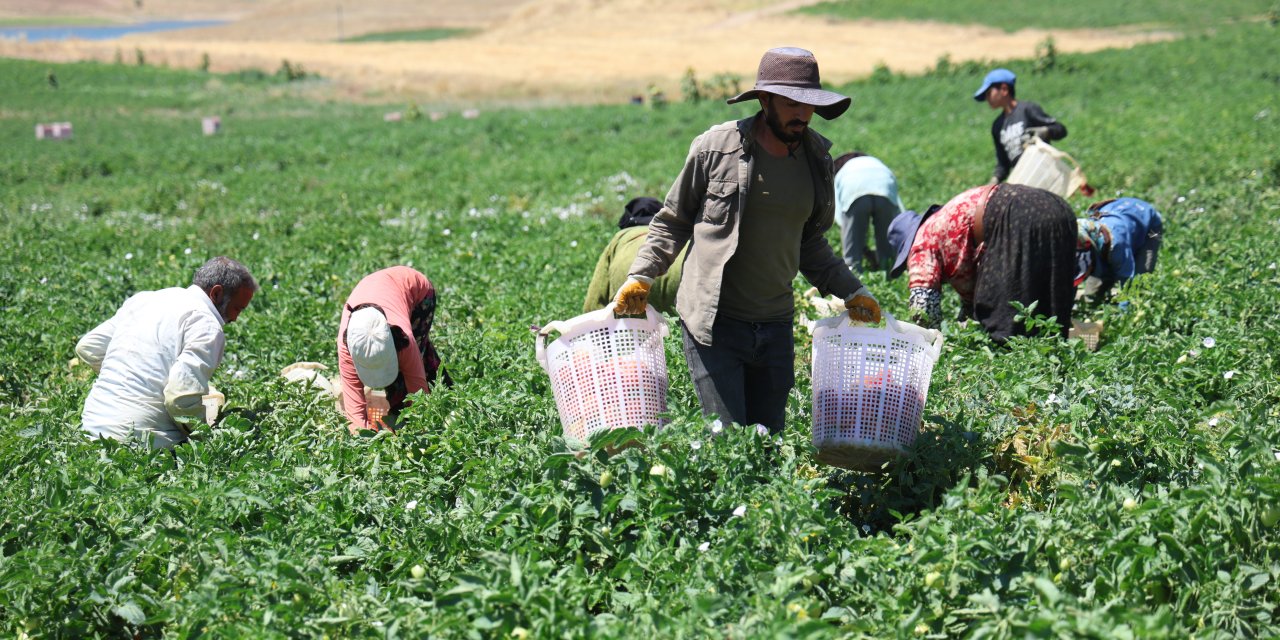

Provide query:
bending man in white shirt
left=75, top=256, right=257, bottom=449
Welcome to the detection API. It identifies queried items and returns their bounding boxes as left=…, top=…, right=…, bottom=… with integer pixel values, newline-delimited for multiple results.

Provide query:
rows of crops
left=1, top=18, right=1278, bottom=639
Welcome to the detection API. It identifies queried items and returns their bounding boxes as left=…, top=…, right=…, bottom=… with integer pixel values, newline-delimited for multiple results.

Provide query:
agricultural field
left=800, top=0, right=1278, bottom=31
left=2, top=16, right=1279, bottom=640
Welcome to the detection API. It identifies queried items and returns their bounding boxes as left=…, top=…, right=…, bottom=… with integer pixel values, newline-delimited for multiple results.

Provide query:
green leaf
left=112, top=602, right=145, bottom=625
left=1033, top=577, right=1061, bottom=604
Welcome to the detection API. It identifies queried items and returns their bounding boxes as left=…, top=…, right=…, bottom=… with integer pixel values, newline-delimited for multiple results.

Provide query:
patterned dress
left=906, top=184, right=1076, bottom=342
left=906, top=185, right=995, bottom=327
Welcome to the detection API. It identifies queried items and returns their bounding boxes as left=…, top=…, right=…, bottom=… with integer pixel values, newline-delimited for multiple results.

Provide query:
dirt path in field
left=0, top=0, right=1177, bottom=104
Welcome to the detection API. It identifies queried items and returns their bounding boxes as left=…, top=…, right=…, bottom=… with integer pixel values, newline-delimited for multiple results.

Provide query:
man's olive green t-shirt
left=718, top=146, right=814, bottom=322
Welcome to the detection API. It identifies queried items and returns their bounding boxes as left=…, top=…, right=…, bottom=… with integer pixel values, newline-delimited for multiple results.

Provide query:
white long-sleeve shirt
left=76, top=285, right=226, bottom=449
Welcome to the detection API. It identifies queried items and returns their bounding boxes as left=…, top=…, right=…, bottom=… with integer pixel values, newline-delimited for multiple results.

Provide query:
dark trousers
left=681, top=317, right=794, bottom=434
left=840, top=194, right=899, bottom=274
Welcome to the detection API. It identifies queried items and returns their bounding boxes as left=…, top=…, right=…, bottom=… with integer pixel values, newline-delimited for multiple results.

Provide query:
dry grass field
left=0, top=0, right=1175, bottom=103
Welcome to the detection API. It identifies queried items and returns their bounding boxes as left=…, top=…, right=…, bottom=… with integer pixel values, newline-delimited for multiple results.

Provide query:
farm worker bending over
left=615, top=47, right=881, bottom=434
left=887, top=184, right=1076, bottom=343
left=1076, top=197, right=1165, bottom=301
left=974, top=68, right=1068, bottom=184
left=75, top=256, right=257, bottom=449
left=338, top=266, right=449, bottom=434
left=583, top=196, right=686, bottom=316
left=833, top=151, right=904, bottom=274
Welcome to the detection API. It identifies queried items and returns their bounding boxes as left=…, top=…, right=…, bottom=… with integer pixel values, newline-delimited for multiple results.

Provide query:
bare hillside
left=0, top=0, right=1174, bottom=103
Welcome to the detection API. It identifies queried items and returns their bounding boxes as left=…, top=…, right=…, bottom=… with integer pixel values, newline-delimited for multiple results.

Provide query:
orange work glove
left=845, top=286, right=882, bottom=323
left=613, top=276, right=653, bottom=316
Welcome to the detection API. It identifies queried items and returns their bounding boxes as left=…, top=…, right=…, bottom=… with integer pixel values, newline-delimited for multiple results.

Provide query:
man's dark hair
left=833, top=151, right=868, bottom=176
left=192, top=256, right=257, bottom=297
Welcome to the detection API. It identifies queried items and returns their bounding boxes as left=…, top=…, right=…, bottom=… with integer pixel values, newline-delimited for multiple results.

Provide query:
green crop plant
left=1, top=17, right=1278, bottom=639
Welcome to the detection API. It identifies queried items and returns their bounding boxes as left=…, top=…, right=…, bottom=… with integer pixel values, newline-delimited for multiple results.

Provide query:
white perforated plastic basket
left=1006, top=137, right=1088, bottom=199
left=811, top=313, right=943, bottom=471
left=536, top=305, right=670, bottom=445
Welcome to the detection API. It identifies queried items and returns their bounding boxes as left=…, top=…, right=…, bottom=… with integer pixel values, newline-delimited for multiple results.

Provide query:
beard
left=764, top=105, right=808, bottom=144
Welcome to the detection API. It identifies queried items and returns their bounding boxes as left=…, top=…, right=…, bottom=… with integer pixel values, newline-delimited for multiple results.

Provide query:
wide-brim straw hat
left=726, top=47, right=851, bottom=120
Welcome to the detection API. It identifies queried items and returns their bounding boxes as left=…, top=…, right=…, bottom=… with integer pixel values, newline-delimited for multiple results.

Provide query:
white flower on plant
left=1208, top=417, right=1220, bottom=427
left=125, top=252, right=133, bottom=260
left=1202, top=337, right=1216, bottom=348
left=184, top=247, right=192, bottom=255
left=709, top=419, right=723, bottom=435
left=1223, top=370, right=1236, bottom=380
left=39, top=277, right=47, bottom=285
left=442, top=228, right=452, bottom=236
left=732, top=505, right=746, bottom=517
left=690, top=440, right=702, bottom=450
left=470, top=231, right=478, bottom=239
left=1269, top=262, right=1277, bottom=270
left=1189, top=349, right=1199, bottom=358
left=252, top=232, right=260, bottom=240
left=1177, top=196, right=1186, bottom=203
left=405, top=500, right=418, bottom=511
left=1047, top=393, right=1060, bottom=405
left=697, top=541, right=710, bottom=552
left=755, top=424, right=769, bottom=437
left=649, top=464, right=667, bottom=477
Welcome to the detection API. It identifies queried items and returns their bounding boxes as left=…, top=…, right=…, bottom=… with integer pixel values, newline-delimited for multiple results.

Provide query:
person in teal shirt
left=583, top=197, right=684, bottom=316
left=833, top=151, right=904, bottom=274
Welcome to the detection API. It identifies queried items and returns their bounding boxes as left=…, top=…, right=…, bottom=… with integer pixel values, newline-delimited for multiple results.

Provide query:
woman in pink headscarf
left=337, top=266, right=449, bottom=433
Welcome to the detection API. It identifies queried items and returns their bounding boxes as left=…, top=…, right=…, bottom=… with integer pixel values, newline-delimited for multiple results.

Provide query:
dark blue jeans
left=681, top=317, right=795, bottom=434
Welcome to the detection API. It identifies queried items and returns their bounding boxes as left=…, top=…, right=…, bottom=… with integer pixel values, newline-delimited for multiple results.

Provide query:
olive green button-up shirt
left=628, top=113, right=862, bottom=346
left=583, top=225, right=684, bottom=316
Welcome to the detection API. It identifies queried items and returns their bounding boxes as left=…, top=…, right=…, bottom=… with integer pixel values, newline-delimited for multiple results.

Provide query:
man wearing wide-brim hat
left=611, top=46, right=881, bottom=434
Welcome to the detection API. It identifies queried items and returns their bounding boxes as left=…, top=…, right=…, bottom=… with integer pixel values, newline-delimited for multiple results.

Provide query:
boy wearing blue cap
left=974, top=68, right=1067, bottom=184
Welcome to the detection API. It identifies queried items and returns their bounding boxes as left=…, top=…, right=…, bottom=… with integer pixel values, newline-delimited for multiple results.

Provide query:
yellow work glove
left=845, top=286, right=882, bottom=324
left=613, top=275, right=653, bottom=316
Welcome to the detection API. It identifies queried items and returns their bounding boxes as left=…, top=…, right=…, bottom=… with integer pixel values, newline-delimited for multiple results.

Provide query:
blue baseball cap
left=973, top=68, right=1016, bottom=101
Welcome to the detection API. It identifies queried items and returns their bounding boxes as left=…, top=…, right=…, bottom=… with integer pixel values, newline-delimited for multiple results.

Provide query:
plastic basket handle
left=535, top=304, right=668, bottom=370
left=1030, top=137, right=1081, bottom=170
left=812, top=311, right=944, bottom=358
left=1027, top=138, right=1088, bottom=196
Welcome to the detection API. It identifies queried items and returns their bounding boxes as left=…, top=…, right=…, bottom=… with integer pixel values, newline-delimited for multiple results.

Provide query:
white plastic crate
left=1006, top=137, right=1088, bottom=199
left=536, top=305, right=669, bottom=445
left=811, top=313, right=943, bottom=471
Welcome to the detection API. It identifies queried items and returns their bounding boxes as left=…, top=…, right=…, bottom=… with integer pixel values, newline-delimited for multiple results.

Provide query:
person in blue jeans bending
left=1076, top=197, right=1164, bottom=302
